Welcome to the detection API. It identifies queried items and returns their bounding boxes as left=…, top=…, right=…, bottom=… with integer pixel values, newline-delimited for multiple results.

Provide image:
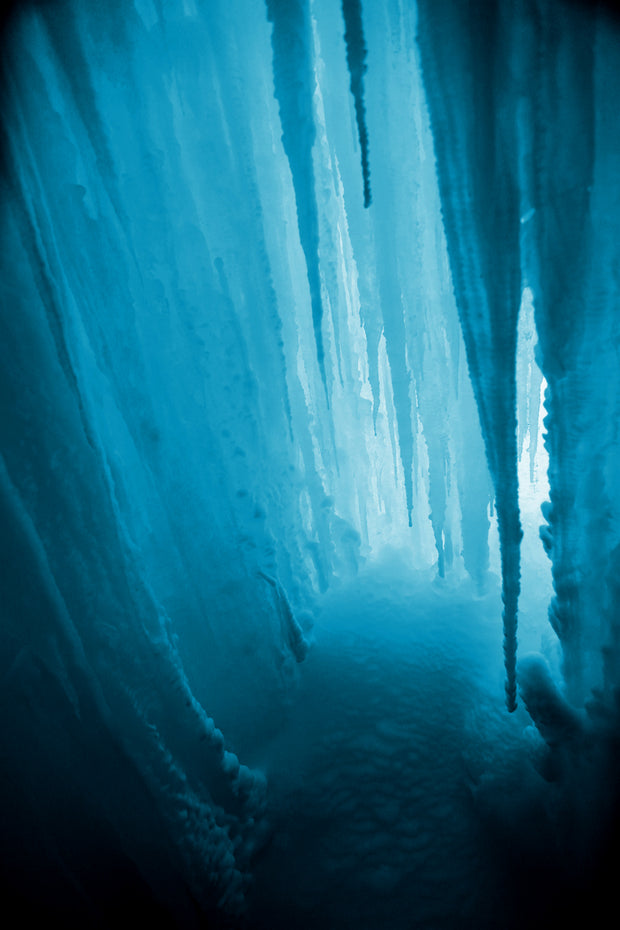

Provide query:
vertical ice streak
left=265, top=0, right=327, bottom=393
left=376, top=240, right=415, bottom=525
left=522, top=0, right=620, bottom=702
left=527, top=2, right=594, bottom=699
left=361, top=0, right=417, bottom=529
left=341, top=0, right=372, bottom=207
left=359, top=277, right=383, bottom=431
left=417, top=0, right=522, bottom=709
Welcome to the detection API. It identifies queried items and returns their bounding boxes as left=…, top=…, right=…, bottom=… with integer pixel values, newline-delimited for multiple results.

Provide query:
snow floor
left=243, top=550, right=554, bottom=929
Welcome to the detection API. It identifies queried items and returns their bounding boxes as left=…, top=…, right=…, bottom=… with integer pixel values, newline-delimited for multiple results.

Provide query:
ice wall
left=0, top=0, right=488, bottom=919
left=524, top=1, right=620, bottom=708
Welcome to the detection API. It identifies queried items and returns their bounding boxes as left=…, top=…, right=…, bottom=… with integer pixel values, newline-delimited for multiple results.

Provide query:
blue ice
left=1, top=0, right=619, bottom=926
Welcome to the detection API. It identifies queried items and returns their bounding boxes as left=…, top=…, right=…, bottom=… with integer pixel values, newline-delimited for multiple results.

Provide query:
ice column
left=417, top=0, right=523, bottom=709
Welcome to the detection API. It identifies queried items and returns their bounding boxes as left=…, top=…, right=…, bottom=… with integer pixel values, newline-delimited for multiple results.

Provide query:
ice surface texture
left=2, top=0, right=620, bottom=925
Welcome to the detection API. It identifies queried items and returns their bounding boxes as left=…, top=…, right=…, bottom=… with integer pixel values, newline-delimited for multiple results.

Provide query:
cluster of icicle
left=3, top=0, right=620, bottom=920
left=417, top=0, right=620, bottom=713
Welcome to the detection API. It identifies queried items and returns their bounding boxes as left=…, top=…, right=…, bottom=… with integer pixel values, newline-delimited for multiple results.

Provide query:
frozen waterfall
left=1, top=0, right=620, bottom=927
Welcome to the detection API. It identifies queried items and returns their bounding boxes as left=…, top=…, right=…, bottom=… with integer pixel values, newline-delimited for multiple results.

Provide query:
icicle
left=417, top=0, right=522, bottom=709
left=522, top=0, right=597, bottom=702
left=426, top=435, right=448, bottom=577
left=379, top=286, right=415, bottom=526
left=265, top=0, right=328, bottom=395
left=341, top=0, right=372, bottom=207
left=455, top=363, right=492, bottom=592
left=365, top=314, right=382, bottom=433
left=371, top=161, right=415, bottom=523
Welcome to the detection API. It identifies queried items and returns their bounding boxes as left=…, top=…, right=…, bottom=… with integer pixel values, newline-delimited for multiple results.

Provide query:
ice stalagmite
left=417, top=0, right=522, bottom=709
left=341, top=0, right=372, bottom=207
left=266, top=0, right=327, bottom=394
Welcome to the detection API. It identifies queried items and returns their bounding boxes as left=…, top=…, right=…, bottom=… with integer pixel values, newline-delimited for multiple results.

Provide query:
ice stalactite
left=310, top=0, right=382, bottom=429
left=376, top=239, right=415, bottom=526
left=515, top=288, right=543, bottom=484
left=360, top=279, right=383, bottom=433
left=416, top=0, right=620, bottom=715
left=412, top=329, right=452, bottom=578
left=532, top=2, right=620, bottom=705
left=417, top=0, right=522, bottom=710
left=361, top=0, right=419, bottom=529
left=266, top=0, right=327, bottom=396
left=341, top=0, right=372, bottom=208
left=454, top=360, right=493, bottom=592
left=523, top=1, right=596, bottom=703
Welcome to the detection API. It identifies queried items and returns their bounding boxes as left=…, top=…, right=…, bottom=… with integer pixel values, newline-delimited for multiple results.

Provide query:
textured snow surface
left=244, top=556, right=612, bottom=929
left=247, top=560, right=511, bottom=929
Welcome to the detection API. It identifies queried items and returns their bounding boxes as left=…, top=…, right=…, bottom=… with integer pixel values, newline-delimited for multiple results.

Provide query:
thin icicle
left=265, top=0, right=328, bottom=395
left=341, top=0, right=372, bottom=207
left=379, top=281, right=415, bottom=525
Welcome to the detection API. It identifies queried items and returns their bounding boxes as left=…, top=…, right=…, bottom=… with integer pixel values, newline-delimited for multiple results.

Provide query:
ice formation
left=1, top=0, right=619, bottom=926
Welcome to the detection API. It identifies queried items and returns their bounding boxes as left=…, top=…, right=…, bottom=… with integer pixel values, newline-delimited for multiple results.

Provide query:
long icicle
left=341, top=0, right=372, bottom=208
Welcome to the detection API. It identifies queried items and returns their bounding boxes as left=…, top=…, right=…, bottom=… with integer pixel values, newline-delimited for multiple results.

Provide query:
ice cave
left=1, top=0, right=620, bottom=926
